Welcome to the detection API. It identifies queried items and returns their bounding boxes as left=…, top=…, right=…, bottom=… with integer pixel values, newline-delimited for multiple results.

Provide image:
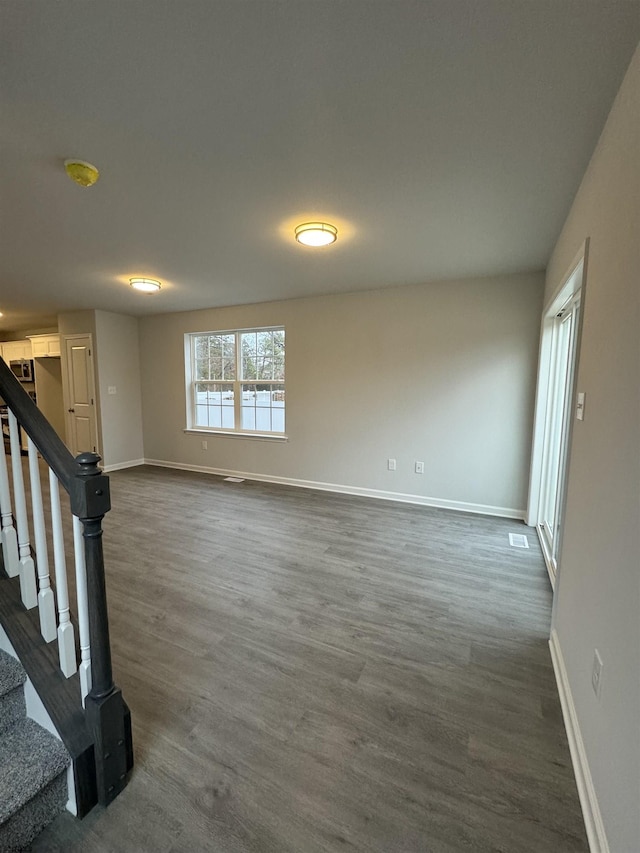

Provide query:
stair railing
left=0, top=357, right=131, bottom=807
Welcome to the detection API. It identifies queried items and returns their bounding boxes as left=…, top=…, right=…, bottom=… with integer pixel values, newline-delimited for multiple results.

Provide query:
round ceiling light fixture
left=130, top=277, right=161, bottom=293
left=295, top=222, right=338, bottom=247
left=64, top=159, right=100, bottom=187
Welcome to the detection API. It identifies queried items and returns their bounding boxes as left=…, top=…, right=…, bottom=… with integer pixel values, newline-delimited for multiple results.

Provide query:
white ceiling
left=1, top=1, right=638, bottom=332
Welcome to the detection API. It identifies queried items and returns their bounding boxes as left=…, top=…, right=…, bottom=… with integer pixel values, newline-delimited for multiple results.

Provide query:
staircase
left=0, top=648, right=70, bottom=851
left=0, top=354, right=132, bottom=834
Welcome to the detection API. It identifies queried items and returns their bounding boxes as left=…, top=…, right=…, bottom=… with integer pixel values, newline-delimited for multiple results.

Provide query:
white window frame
left=185, top=326, right=286, bottom=439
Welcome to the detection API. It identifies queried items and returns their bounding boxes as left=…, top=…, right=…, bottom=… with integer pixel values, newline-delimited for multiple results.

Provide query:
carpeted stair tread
left=0, top=717, right=70, bottom=825
left=0, top=649, right=26, bottom=697
left=0, top=650, right=27, bottom=736
left=1, top=774, right=68, bottom=853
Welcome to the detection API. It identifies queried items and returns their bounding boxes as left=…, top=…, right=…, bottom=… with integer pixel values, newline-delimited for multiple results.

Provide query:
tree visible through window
left=189, top=328, right=285, bottom=434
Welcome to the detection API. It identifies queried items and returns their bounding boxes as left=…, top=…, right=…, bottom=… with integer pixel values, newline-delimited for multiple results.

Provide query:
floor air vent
left=509, top=533, right=529, bottom=549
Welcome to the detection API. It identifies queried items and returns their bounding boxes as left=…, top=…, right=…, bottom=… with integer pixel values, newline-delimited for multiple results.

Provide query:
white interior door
left=64, top=335, right=98, bottom=456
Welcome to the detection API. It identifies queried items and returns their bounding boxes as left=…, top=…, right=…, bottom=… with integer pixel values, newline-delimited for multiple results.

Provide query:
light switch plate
left=576, top=392, right=585, bottom=421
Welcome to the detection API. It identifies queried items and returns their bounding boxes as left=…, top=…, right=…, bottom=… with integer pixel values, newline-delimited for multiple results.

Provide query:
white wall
left=546, top=45, right=640, bottom=853
left=57, top=310, right=97, bottom=339
left=93, top=310, right=144, bottom=470
left=140, top=272, right=543, bottom=516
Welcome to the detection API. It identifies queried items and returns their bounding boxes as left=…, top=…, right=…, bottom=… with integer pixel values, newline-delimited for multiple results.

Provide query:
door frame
left=526, top=240, right=589, bottom=587
left=61, top=333, right=100, bottom=457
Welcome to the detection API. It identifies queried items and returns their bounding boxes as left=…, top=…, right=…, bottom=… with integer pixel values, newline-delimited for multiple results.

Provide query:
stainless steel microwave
left=10, top=359, right=34, bottom=382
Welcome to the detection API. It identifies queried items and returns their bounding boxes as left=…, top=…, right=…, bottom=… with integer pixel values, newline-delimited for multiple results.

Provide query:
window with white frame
left=187, top=328, right=285, bottom=435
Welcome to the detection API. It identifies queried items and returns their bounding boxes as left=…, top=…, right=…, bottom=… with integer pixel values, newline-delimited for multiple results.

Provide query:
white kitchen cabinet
left=1, top=340, right=33, bottom=363
left=28, top=334, right=61, bottom=358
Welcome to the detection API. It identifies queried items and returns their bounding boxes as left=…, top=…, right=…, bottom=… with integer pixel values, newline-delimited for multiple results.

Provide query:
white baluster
left=49, top=469, right=77, bottom=676
left=0, top=429, right=19, bottom=576
left=27, top=438, right=57, bottom=642
left=73, top=516, right=92, bottom=704
left=8, top=413, right=37, bottom=609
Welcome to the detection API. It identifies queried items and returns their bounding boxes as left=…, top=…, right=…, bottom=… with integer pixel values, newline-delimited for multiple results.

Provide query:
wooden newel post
left=71, top=452, right=132, bottom=806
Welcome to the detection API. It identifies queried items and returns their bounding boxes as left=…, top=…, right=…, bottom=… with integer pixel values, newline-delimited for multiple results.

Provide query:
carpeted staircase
left=0, top=648, right=70, bottom=852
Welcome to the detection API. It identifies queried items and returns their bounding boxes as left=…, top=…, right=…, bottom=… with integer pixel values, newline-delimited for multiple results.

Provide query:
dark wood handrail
left=0, top=357, right=77, bottom=494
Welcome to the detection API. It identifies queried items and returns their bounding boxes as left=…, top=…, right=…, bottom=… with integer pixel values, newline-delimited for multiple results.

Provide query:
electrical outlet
left=201, top=440, right=208, bottom=450
left=415, top=461, right=424, bottom=474
left=387, top=458, right=396, bottom=471
left=592, top=649, right=603, bottom=698
left=107, top=386, right=117, bottom=395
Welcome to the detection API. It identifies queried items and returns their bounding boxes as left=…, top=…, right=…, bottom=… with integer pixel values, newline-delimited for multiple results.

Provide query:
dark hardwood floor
left=32, top=465, right=588, bottom=852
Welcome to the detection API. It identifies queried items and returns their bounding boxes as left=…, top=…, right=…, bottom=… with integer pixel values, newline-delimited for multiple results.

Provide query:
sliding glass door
left=537, top=292, right=581, bottom=579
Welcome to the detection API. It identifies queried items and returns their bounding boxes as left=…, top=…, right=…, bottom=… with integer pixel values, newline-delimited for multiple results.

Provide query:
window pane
left=271, top=330, right=285, bottom=380
left=221, top=334, right=236, bottom=379
left=195, top=335, right=236, bottom=380
left=241, top=405, right=256, bottom=430
left=241, top=383, right=284, bottom=433
left=211, top=358, right=225, bottom=380
left=221, top=386, right=235, bottom=428
left=254, top=331, right=270, bottom=380
left=241, top=332, right=257, bottom=380
left=194, top=382, right=235, bottom=429
left=240, top=330, right=285, bottom=381
left=240, top=384, right=254, bottom=431
left=271, top=383, right=285, bottom=432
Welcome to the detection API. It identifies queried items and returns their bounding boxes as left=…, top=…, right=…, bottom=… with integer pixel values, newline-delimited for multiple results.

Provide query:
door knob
left=68, top=408, right=75, bottom=413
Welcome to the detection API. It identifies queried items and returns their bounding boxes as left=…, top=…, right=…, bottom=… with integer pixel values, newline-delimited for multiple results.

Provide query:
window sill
left=184, top=428, right=288, bottom=442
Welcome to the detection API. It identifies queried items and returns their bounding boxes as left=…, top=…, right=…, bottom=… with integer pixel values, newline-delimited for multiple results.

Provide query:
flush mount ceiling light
left=129, top=277, right=161, bottom=293
left=64, top=159, right=100, bottom=187
left=295, top=222, right=338, bottom=247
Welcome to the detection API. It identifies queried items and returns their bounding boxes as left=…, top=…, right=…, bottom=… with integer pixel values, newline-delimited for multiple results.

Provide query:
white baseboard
left=102, top=458, right=145, bottom=473
left=549, top=629, right=609, bottom=853
left=142, top=458, right=525, bottom=519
